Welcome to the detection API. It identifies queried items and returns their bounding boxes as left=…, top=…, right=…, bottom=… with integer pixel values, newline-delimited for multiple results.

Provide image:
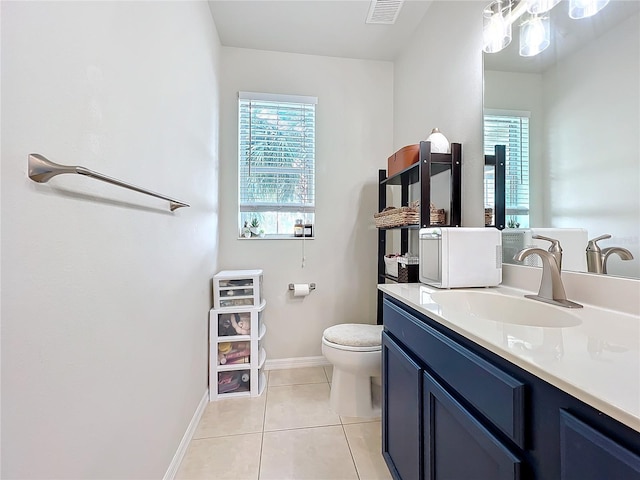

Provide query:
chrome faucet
left=514, top=244, right=583, bottom=309
left=586, top=234, right=634, bottom=274
left=602, top=247, right=634, bottom=274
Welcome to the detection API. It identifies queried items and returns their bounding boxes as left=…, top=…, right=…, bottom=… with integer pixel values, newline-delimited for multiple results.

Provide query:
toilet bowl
left=322, top=323, right=383, bottom=418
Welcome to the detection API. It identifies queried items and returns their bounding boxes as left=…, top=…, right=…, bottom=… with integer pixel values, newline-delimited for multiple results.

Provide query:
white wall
left=543, top=11, right=640, bottom=278
left=1, top=2, right=220, bottom=478
left=394, top=1, right=486, bottom=227
left=219, top=48, right=393, bottom=360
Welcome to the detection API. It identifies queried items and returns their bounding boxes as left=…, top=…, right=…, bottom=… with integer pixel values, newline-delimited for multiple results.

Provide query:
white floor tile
left=264, top=383, right=341, bottom=431
left=260, top=426, right=358, bottom=480
left=343, top=421, right=392, bottom=480
left=268, top=366, right=328, bottom=386
left=323, top=365, right=333, bottom=383
left=193, top=395, right=266, bottom=439
left=175, top=433, right=261, bottom=480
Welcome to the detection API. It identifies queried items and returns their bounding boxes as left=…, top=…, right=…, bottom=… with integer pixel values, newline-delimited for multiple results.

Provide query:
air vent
left=366, top=0, right=405, bottom=24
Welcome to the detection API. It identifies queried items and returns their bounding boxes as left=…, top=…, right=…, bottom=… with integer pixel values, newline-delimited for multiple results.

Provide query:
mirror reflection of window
left=484, top=110, right=530, bottom=228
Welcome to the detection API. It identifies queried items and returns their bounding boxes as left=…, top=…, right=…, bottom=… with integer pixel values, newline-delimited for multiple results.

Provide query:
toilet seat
left=322, top=324, right=383, bottom=352
left=322, top=337, right=381, bottom=352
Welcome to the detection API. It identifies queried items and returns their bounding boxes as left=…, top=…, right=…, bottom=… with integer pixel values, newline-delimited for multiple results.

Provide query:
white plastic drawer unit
left=213, top=269, right=263, bottom=309
left=209, top=300, right=267, bottom=401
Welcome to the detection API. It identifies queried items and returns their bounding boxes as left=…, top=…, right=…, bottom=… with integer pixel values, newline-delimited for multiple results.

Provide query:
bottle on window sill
left=304, top=224, right=313, bottom=237
left=294, top=219, right=304, bottom=237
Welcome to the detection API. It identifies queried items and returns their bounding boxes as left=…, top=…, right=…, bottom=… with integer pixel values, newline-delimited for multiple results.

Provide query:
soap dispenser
left=586, top=234, right=611, bottom=273
left=532, top=234, right=563, bottom=271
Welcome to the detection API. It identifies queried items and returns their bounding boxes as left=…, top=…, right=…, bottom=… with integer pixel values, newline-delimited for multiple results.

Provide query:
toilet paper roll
left=293, top=283, right=310, bottom=297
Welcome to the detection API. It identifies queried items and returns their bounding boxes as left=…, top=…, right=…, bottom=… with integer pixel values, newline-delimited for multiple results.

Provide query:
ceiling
left=207, top=0, right=435, bottom=61
left=209, top=0, right=639, bottom=72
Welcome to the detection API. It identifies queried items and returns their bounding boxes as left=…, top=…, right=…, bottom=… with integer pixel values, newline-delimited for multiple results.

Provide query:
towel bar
left=28, top=154, right=190, bottom=211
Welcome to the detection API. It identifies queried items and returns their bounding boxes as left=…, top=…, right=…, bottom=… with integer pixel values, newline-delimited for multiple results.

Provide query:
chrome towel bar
left=28, top=154, right=190, bottom=211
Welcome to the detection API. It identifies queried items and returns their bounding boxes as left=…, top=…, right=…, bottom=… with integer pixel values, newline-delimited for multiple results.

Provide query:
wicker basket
left=429, top=207, right=446, bottom=225
left=397, top=256, right=419, bottom=283
left=374, top=206, right=420, bottom=228
left=485, top=208, right=493, bottom=226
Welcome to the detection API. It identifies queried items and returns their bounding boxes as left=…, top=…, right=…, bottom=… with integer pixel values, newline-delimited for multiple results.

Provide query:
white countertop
left=379, top=283, right=640, bottom=433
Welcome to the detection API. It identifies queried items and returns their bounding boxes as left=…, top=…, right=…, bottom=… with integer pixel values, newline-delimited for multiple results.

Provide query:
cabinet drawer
left=384, top=298, right=526, bottom=448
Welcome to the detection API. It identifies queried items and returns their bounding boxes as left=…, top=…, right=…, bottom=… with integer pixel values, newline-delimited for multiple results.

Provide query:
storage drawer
left=218, top=370, right=251, bottom=396
left=213, top=269, right=263, bottom=309
left=217, top=341, right=251, bottom=366
left=384, top=298, right=526, bottom=448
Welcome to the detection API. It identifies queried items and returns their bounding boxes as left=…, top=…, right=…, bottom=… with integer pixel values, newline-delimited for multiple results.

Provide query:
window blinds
left=238, top=93, right=316, bottom=221
left=484, top=113, right=530, bottom=221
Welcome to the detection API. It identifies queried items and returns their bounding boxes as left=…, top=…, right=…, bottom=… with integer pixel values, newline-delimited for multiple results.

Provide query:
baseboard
left=264, top=355, right=330, bottom=370
left=163, top=389, right=209, bottom=480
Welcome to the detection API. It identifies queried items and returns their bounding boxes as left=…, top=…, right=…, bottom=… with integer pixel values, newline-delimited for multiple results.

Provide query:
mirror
left=483, top=0, right=639, bottom=279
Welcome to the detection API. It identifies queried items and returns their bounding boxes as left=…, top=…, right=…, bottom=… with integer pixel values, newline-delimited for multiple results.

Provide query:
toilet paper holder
left=288, top=283, right=316, bottom=291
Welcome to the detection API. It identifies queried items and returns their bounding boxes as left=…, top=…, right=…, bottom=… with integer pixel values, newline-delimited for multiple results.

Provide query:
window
left=484, top=111, right=530, bottom=228
left=238, top=91, right=317, bottom=238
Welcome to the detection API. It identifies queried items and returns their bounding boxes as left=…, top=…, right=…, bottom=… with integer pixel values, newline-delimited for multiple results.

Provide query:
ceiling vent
left=366, top=0, right=405, bottom=24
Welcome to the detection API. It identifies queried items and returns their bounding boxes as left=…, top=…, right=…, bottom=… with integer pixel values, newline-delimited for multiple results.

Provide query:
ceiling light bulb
left=483, top=0, right=512, bottom=53
left=569, top=0, right=610, bottom=19
left=527, top=0, right=561, bottom=14
left=519, top=15, right=550, bottom=57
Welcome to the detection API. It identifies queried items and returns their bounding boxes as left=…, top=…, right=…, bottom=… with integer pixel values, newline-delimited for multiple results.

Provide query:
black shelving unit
left=484, top=144, right=506, bottom=230
left=376, top=140, right=462, bottom=324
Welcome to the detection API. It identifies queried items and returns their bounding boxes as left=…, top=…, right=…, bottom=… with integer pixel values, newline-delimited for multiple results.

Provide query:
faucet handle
left=586, top=234, right=612, bottom=252
left=532, top=234, right=562, bottom=253
left=532, top=235, right=563, bottom=270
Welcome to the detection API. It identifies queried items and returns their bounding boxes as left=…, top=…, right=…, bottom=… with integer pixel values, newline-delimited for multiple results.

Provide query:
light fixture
left=483, top=0, right=610, bottom=57
left=527, top=0, right=561, bottom=15
left=569, top=0, right=610, bottom=19
left=483, top=0, right=512, bottom=54
left=519, top=14, right=551, bottom=57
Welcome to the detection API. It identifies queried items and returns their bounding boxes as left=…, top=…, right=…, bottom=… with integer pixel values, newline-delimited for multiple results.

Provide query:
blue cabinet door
left=560, top=410, right=640, bottom=480
left=382, top=332, right=423, bottom=480
left=423, top=370, right=522, bottom=480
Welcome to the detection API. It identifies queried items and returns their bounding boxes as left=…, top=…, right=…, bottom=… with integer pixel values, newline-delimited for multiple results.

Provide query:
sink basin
left=430, top=290, right=582, bottom=328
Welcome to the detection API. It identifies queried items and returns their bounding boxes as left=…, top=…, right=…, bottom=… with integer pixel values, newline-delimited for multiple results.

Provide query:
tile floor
left=176, top=366, right=392, bottom=480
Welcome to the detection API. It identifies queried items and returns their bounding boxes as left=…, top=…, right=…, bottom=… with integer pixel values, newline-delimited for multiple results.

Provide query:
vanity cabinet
left=382, top=295, right=640, bottom=480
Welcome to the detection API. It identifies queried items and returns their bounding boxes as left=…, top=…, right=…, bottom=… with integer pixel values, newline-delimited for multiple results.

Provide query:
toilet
left=322, top=323, right=383, bottom=418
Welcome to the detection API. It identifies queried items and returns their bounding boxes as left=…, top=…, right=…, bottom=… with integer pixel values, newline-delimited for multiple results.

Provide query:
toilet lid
left=322, top=323, right=383, bottom=348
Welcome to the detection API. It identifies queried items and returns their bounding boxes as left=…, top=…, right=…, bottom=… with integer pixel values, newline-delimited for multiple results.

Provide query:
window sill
left=238, top=235, right=315, bottom=240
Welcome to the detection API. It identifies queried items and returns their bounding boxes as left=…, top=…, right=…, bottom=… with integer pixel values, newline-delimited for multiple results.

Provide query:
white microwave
left=419, top=227, right=502, bottom=288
